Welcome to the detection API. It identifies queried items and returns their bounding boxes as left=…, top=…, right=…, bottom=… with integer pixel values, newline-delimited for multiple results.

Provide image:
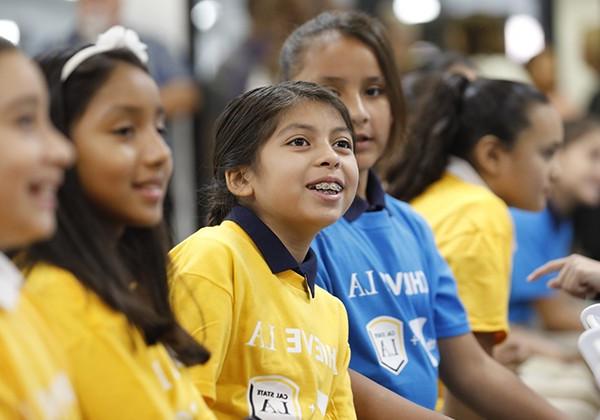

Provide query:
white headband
left=60, top=25, right=149, bottom=82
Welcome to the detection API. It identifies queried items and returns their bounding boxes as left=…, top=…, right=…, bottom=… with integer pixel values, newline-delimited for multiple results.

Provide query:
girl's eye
left=16, top=113, right=36, bottom=130
left=157, top=125, right=167, bottom=136
left=112, top=126, right=135, bottom=138
left=541, top=147, right=557, bottom=161
left=333, top=138, right=353, bottom=150
left=365, top=86, right=384, bottom=97
left=287, top=137, right=309, bottom=147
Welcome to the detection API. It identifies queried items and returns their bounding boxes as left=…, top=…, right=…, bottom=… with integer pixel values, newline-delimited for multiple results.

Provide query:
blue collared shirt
left=226, top=205, right=317, bottom=297
left=312, top=173, right=470, bottom=408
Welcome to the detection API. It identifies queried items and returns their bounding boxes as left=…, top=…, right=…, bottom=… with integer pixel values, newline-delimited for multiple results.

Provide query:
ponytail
left=387, top=76, right=548, bottom=202
left=204, top=179, right=238, bottom=226
left=387, top=74, right=470, bottom=201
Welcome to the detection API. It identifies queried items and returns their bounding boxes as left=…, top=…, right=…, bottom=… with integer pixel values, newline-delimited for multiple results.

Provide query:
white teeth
left=313, top=182, right=342, bottom=192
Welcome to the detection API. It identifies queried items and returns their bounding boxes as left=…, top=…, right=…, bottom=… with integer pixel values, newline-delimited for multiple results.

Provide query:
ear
left=471, top=134, right=509, bottom=177
left=225, top=166, right=254, bottom=199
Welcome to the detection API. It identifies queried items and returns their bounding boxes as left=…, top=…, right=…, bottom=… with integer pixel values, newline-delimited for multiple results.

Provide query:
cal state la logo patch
left=366, top=316, right=408, bottom=375
left=247, top=375, right=301, bottom=419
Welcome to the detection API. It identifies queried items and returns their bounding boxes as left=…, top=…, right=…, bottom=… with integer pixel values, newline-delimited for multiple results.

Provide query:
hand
left=528, top=254, right=600, bottom=299
left=493, top=334, right=533, bottom=371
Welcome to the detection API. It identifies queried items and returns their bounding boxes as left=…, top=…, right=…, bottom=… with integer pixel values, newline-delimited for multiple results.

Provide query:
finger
left=528, top=257, right=569, bottom=281
left=547, top=277, right=561, bottom=289
left=563, top=264, right=588, bottom=298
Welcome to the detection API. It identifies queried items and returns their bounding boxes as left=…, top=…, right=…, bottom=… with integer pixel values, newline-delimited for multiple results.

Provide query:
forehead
left=568, top=127, right=600, bottom=150
left=517, top=103, right=563, bottom=148
left=0, top=52, right=45, bottom=109
left=274, top=100, right=348, bottom=131
left=81, top=62, right=160, bottom=114
left=295, top=32, right=383, bottom=81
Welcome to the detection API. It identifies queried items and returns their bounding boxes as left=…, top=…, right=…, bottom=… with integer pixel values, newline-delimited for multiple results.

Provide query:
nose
left=317, top=142, right=341, bottom=169
left=44, top=124, right=75, bottom=169
left=346, top=93, right=369, bottom=128
left=548, top=156, right=561, bottom=185
left=143, top=128, right=172, bottom=168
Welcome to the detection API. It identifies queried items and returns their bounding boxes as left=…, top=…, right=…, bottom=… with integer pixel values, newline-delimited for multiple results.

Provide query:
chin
left=528, top=198, right=546, bottom=212
left=127, top=213, right=163, bottom=228
left=31, top=218, right=56, bottom=241
left=13, top=223, right=55, bottom=249
left=313, top=212, right=344, bottom=230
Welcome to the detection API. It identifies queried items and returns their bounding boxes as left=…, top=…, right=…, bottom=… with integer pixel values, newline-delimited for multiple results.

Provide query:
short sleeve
left=443, top=230, right=511, bottom=337
left=169, top=239, right=235, bottom=403
left=416, top=220, right=471, bottom=339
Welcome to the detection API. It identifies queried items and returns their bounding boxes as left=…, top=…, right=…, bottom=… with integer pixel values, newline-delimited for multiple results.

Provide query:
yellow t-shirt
left=169, top=209, right=356, bottom=420
left=412, top=172, right=512, bottom=340
left=0, top=255, right=81, bottom=419
left=23, top=263, right=216, bottom=420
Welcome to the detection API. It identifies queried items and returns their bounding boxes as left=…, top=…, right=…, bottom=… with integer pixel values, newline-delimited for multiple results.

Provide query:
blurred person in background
left=496, top=118, right=600, bottom=420
left=584, top=26, right=600, bottom=119
left=526, top=48, right=581, bottom=121
left=58, top=0, right=199, bottom=118
left=208, top=0, right=336, bottom=108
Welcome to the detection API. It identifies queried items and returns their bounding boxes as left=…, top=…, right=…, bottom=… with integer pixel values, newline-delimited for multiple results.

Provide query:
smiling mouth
left=307, top=182, right=344, bottom=195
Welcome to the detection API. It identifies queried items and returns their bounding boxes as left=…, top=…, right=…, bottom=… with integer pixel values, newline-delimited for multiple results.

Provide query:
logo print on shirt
left=366, top=316, right=408, bottom=375
left=408, top=317, right=439, bottom=367
left=247, top=375, right=301, bottom=419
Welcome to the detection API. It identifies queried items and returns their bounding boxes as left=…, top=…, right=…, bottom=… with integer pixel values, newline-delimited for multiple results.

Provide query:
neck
left=548, top=186, right=576, bottom=217
left=357, top=169, right=369, bottom=200
left=257, top=212, right=315, bottom=264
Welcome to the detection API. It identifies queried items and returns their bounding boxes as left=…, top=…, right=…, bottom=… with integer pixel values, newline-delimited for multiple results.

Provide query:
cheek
left=373, top=101, right=393, bottom=139
left=344, top=155, right=359, bottom=185
left=76, top=144, right=135, bottom=200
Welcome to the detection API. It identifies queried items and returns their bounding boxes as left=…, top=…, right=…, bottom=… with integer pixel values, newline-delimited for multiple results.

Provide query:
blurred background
left=1, top=0, right=599, bottom=241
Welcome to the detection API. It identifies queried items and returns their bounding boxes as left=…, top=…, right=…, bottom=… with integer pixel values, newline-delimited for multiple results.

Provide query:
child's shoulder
left=171, top=222, right=250, bottom=260
left=415, top=175, right=509, bottom=231
left=23, top=264, right=127, bottom=347
left=170, top=221, right=262, bottom=282
left=314, top=284, right=350, bottom=316
left=24, top=263, right=86, bottom=304
left=384, top=194, right=437, bottom=236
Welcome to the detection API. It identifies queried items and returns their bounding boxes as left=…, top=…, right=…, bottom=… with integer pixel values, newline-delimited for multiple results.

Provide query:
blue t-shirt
left=311, top=173, right=470, bottom=409
left=509, top=206, right=573, bottom=325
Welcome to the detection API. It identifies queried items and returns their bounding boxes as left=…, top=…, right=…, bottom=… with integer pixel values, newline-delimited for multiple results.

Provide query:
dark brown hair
left=206, top=80, right=355, bottom=226
left=387, top=74, right=549, bottom=202
left=23, top=46, right=209, bottom=366
left=279, top=10, right=406, bottom=171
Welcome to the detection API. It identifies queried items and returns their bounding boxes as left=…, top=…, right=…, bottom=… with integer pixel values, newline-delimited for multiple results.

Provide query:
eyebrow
left=1, top=95, right=39, bottom=110
left=102, top=104, right=165, bottom=119
left=317, top=76, right=385, bottom=84
left=276, top=123, right=351, bottom=136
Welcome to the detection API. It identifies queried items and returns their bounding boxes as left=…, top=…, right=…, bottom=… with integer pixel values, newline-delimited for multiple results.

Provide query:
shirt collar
left=0, top=253, right=23, bottom=311
left=344, top=170, right=386, bottom=222
left=226, top=206, right=317, bottom=298
left=446, top=156, right=489, bottom=189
